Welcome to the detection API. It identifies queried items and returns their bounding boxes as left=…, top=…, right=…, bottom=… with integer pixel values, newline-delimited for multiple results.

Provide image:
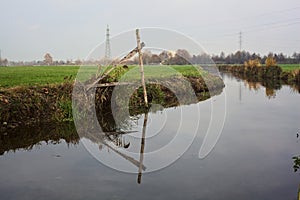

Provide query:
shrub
left=244, top=58, right=261, bottom=68
left=265, top=56, right=277, bottom=67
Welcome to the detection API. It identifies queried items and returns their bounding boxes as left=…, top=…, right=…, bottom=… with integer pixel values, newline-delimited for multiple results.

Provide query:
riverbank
left=0, top=66, right=225, bottom=129
left=0, top=82, right=73, bottom=129
left=218, top=64, right=300, bottom=85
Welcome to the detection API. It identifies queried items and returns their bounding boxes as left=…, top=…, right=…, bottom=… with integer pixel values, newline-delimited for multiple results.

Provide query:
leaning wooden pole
left=136, top=29, right=148, bottom=108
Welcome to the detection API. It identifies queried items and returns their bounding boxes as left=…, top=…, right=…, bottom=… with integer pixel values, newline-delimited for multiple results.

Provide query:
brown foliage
left=244, top=58, right=261, bottom=68
left=265, top=56, right=277, bottom=67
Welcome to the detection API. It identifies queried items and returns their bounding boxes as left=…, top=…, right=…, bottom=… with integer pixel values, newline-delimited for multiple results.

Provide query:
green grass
left=279, top=64, right=300, bottom=72
left=0, top=65, right=102, bottom=88
left=0, top=66, right=79, bottom=87
left=112, top=65, right=206, bottom=82
left=0, top=65, right=207, bottom=88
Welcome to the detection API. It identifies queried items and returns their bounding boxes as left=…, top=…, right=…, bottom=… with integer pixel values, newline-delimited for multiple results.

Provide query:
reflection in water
left=137, top=113, right=147, bottom=184
left=224, top=72, right=300, bottom=99
left=92, top=82, right=223, bottom=183
left=293, top=156, right=300, bottom=172
left=1, top=73, right=300, bottom=199
left=225, top=72, right=300, bottom=185
left=0, top=123, right=79, bottom=156
left=0, top=81, right=223, bottom=184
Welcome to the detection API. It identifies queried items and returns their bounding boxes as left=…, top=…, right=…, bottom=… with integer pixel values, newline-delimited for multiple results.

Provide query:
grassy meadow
left=1, top=64, right=299, bottom=88
left=0, top=65, right=208, bottom=88
left=0, top=66, right=80, bottom=87
left=279, top=64, right=300, bottom=72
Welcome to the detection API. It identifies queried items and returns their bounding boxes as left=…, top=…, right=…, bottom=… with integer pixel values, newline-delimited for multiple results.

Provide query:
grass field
left=279, top=64, right=300, bottom=72
left=0, top=66, right=80, bottom=87
left=1, top=64, right=299, bottom=88
left=0, top=65, right=207, bottom=88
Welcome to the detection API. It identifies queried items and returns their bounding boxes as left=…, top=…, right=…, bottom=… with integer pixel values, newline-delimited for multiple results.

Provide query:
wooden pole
left=86, top=42, right=146, bottom=91
left=102, top=142, right=146, bottom=170
left=136, top=29, right=148, bottom=107
left=86, top=133, right=146, bottom=170
left=137, top=112, right=148, bottom=184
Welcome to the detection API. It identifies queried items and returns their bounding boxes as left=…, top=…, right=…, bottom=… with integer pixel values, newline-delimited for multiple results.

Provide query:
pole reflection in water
left=138, top=112, right=148, bottom=184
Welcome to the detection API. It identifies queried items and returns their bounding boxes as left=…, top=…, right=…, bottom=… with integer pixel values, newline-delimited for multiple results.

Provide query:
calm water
left=1, top=73, right=300, bottom=200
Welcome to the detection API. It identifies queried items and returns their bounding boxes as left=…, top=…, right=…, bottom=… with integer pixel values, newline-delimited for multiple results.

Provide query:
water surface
left=0, top=73, right=300, bottom=200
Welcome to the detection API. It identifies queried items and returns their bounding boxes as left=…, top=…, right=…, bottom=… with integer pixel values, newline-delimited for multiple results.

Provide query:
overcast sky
left=0, top=0, right=299, bottom=61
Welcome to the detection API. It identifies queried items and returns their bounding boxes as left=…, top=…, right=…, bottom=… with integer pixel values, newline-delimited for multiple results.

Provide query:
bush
left=265, top=56, right=277, bottom=67
left=244, top=58, right=261, bottom=68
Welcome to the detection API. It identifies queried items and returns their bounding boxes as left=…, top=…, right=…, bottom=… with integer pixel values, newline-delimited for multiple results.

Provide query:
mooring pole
left=136, top=29, right=148, bottom=107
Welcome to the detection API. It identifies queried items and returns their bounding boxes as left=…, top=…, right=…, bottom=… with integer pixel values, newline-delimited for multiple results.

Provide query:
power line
left=178, top=6, right=300, bottom=33
left=244, top=20, right=300, bottom=34
left=251, top=6, right=300, bottom=19
left=213, top=17, right=300, bottom=39
left=247, top=17, right=300, bottom=29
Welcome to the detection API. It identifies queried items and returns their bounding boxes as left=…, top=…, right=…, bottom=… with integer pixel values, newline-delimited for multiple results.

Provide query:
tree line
left=127, top=50, right=300, bottom=65
left=1, top=50, right=300, bottom=66
left=212, top=51, right=300, bottom=65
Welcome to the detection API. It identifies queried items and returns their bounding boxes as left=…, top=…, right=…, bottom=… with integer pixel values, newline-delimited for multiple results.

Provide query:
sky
left=0, top=0, right=299, bottom=61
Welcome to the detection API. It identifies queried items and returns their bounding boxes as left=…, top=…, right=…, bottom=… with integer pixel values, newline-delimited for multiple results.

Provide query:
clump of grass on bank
left=0, top=82, right=73, bottom=125
left=219, top=62, right=300, bottom=86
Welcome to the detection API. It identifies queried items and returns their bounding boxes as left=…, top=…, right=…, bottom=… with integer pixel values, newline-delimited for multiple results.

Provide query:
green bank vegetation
left=0, top=65, right=224, bottom=126
left=219, top=57, right=300, bottom=85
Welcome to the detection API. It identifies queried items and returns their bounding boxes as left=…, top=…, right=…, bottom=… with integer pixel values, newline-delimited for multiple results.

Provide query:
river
left=0, top=73, right=299, bottom=200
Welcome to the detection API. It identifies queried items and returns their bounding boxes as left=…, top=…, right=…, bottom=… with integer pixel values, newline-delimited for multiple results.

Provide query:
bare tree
left=44, top=53, right=53, bottom=65
left=142, top=50, right=152, bottom=65
left=150, top=54, right=161, bottom=64
left=176, top=49, right=191, bottom=62
left=0, top=58, right=8, bottom=67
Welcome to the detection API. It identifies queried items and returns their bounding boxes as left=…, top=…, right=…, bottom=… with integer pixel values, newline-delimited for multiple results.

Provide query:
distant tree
left=0, top=58, right=8, bottom=66
left=150, top=54, right=161, bottom=64
left=267, top=52, right=274, bottom=58
left=197, top=53, right=212, bottom=64
left=159, top=51, right=169, bottom=61
left=250, top=53, right=261, bottom=60
left=58, top=60, right=65, bottom=65
left=176, top=49, right=191, bottom=62
left=66, top=59, right=73, bottom=65
left=75, top=59, right=82, bottom=65
left=142, top=50, right=152, bottom=65
left=167, top=49, right=191, bottom=65
left=277, top=53, right=286, bottom=64
left=44, top=53, right=53, bottom=65
left=220, top=52, right=225, bottom=59
left=292, top=52, right=300, bottom=63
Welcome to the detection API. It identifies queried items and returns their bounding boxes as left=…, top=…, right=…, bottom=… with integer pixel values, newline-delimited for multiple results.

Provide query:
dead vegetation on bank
left=0, top=82, right=73, bottom=128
